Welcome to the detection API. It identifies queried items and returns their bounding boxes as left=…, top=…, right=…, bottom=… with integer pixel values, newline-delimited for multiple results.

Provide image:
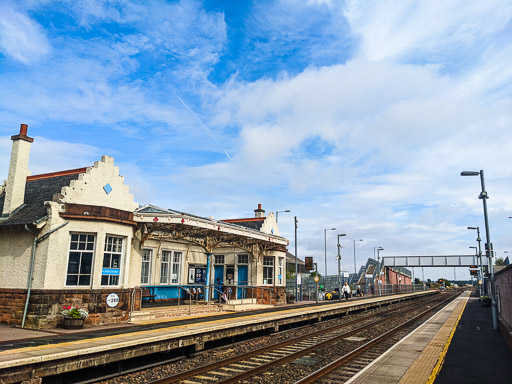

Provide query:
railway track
left=143, top=291, right=461, bottom=384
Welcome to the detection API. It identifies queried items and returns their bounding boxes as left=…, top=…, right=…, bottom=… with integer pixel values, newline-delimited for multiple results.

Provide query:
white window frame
left=263, top=256, right=274, bottom=285
left=101, top=235, right=124, bottom=286
left=160, top=250, right=182, bottom=285
left=141, top=248, right=153, bottom=285
left=278, top=257, right=283, bottom=285
left=65, top=233, right=96, bottom=287
left=214, top=254, right=225, bottom=264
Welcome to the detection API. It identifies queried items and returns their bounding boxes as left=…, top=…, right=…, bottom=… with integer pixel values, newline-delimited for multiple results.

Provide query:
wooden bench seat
left=142, top=288, right=156, bottom=302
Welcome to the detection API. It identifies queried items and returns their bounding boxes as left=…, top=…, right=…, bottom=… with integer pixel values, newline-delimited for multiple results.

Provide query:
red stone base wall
left=245, top=286, right=286, bottom=305
left=495, top=265, right=512, bottom=330
left=0, top=288, right=141, bottom=329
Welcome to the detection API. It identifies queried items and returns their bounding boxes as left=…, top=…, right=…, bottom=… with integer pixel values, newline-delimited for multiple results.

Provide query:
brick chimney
left=254, top=203, right=265, bottom=218
left=2, top=124, right=34, bottom=217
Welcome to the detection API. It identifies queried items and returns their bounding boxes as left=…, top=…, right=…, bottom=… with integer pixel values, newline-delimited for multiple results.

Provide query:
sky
left=1, top=0, right=511, bottom=282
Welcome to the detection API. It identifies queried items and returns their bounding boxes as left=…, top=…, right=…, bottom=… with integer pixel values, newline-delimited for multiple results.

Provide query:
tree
left=495, top=257, right=505, bottom=266
left=414, top=278, right=421, bottom=284
left=286, top=264, right=296, bottom=281
left=438, top=278, right=451, bottom=287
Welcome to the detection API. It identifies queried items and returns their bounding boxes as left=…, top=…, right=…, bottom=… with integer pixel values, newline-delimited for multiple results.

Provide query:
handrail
left=142, top=284, right=278, bottom=305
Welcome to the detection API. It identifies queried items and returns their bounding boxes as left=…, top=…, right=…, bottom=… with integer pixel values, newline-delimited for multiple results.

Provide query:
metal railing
left=141, top=284, right=278, bottom=306
left=286, top=279, right=428, bottom=301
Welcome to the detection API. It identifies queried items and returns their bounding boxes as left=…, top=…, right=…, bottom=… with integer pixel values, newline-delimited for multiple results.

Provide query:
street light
left=461, top=170, right=498, bottom=329
left=376, top=247, right=384, bottom=263
left=336, top=234, right=347, bottom=301
left=469, top=246, right=481, bottom=296
left=276, top=210, right=291, bottom=223
left=353, top=239, right=363, bottom=274
left=324, top=227, right=336, bottom=277
left=294, top=216, right=298, bottom=302
left=468, top=226, right=484, bottom=297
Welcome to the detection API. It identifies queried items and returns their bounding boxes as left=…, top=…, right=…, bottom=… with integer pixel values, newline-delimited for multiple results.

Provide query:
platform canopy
left=382, top=255, right=478, bottom=268
left=133, top=204, right=289, bottom=253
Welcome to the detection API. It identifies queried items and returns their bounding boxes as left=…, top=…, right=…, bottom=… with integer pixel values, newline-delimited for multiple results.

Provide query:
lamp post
left=470, top=246, right=482, bottom=296
left=376, top=247, right=383, bottom=296
left=468, top=226, right=484, bottom=294
left=461, top=170, right=498, bottom=330
left=353, top=239, right=363, bottom=274
left=337, top=234, right=347, bottom=301
left=294, top=216, right=298, bottom=302
left=324, top=227, right=336, bottom=277
left=276, top=210, right=291, bottom=223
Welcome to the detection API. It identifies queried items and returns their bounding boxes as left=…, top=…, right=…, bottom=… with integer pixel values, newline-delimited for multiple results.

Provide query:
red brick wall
left=0, top=288, right=138, bottom=329
left=386, top=268, right=412, bottom=292
left=495, top=265, right=512, bottom=329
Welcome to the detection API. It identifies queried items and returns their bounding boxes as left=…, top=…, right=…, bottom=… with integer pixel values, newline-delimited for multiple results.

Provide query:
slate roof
left=221, top=218, right=265, bottom=231
left=0, top=173, right=81, bottom=227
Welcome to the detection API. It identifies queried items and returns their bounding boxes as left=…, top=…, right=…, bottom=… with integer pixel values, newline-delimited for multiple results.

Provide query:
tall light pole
left=353, top=239, right=363, bottom=274
left=324, top=227, right=336, bottom=277
left=377, top=247, right=383, bottom=295
left=376, top=247, right=384, bottom=263
left=276, top=210, right=290, bottom=223
left=337, top=234, right=347, bottom=301
left=461, top=170, right=498, bottom=330
left=468, top=226, right=484, bottom=293
left=294, top=216, right=298, bottom=302
left=470, top=246, right=482, bottom=297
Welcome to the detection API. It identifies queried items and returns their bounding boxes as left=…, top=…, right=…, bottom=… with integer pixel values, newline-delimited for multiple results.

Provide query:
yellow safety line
left=0, top=291, right=432, bottom=356
left=426, top=300, right=467, bottom=384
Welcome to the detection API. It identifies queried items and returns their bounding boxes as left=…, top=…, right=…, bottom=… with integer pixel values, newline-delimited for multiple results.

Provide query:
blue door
left=214, top=266, right=224, bottom=300
left=237, top=265, right=248, bottom=299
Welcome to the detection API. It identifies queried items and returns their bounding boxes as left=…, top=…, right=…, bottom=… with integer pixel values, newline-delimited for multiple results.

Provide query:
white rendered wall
left=0, top=231, right=33, bottom=288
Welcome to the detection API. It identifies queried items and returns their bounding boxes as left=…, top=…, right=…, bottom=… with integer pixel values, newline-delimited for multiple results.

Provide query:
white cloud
left=344, top=0, right=512, bottom=63
left=0, top=4, right=50, bottom=64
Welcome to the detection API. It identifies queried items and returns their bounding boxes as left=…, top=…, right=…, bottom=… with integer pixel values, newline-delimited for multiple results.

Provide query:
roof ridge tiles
left=26, top=167, right=88, bottom=181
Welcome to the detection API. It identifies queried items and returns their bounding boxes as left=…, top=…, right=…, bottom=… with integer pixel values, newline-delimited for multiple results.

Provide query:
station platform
left=347, top=290, right=512, bottom=384
left=2, top=289, right=509, bottom=383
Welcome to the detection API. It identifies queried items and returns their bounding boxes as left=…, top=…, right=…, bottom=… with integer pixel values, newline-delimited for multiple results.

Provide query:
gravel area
left=96, top=295, right=445, bottom=383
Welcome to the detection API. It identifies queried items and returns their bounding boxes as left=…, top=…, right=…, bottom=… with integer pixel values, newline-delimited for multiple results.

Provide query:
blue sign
left=102, top=268, right=120, bottom=276
left=103, top=183, right=113, bottom=194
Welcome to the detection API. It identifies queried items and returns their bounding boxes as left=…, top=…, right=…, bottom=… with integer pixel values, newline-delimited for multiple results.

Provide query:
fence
left=286, top=277, right=427, bottom=302
left=141, top=284, right=278, bottom=306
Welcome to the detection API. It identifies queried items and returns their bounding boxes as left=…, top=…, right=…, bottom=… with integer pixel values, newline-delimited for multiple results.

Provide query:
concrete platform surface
left=347, top=290, right=512, bottom=384
left=435, top=294, right=512, bottom=384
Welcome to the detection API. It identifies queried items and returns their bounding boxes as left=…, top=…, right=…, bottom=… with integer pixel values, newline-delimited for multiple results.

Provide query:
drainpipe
left=205, top=252, right=212, bottom=303
left=22, top=221, right=69, bottom=328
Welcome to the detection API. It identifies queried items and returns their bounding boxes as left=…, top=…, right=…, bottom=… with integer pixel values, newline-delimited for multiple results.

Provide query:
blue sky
left=1, top=0, right=512, bottom=281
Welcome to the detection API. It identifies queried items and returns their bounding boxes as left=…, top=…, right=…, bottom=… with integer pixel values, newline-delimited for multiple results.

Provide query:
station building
left=0, top=125, right=288, bottom=329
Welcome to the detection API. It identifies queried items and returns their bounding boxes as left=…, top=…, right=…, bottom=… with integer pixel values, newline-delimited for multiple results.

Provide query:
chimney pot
left=254, top=203, right=265, bottom=218
left=20, top=124, right=28, bottom=136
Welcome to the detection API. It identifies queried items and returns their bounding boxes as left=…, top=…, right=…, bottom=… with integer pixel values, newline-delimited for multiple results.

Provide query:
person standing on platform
left=216, top=278, right=225, bottom=303
left=342, top=282, right=351, bottom=301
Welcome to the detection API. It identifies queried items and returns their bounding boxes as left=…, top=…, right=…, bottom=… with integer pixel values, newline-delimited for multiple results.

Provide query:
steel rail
left=149, top=292, right=453, bottom=384
left=294, top=291, right=462, bottom=383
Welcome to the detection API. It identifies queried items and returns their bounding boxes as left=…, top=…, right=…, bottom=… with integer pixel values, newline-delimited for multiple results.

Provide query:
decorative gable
left=58, top=156, right=138, bottom=212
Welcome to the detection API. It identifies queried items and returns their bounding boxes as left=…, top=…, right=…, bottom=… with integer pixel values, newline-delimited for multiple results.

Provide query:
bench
left=142, top=288, right=156, bottom=302
left=191, top=287, right=204, bottom=300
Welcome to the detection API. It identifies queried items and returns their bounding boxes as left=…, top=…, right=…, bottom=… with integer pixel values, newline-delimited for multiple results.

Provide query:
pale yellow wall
left=59, top=156, right=138, bottom=212
left=261, top=212, right=279, bottom=236
left=139, top=238, right=287, bottom=287
left=40, top=212, right=135, bottom=290
left=2, top=139, right=31, bottom=215
left=0, top=231, right=33, bottom=288
left=13, top=154, right=141, bottom=290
